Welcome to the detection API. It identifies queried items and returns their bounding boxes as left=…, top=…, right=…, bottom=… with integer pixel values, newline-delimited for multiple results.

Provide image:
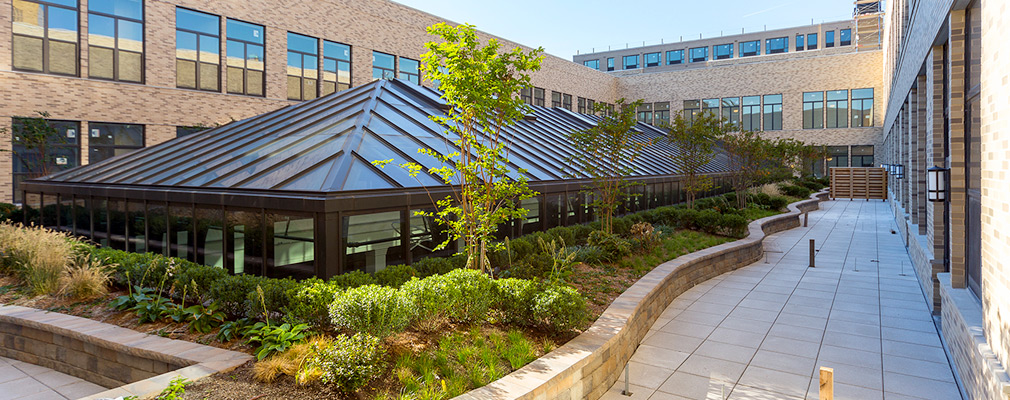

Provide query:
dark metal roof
left=38, top=79, right=731, bottom=193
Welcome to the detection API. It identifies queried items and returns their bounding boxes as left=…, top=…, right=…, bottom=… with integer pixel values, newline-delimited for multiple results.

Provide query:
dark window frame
left=623, top=54, right=638, bottom=69
left=762, top=94, right=782, bottom=131
left=606, top=57, right=614, bottom=71
left=807, top=33, right=818, bottom=50
left=741, top=95, right=761, bottom=131
left=87, top=0, right=145, bottom=83
left=398, top=56, right=420, bottom=84
left=11, top=119, right=81, bottom=204
left=796, top=34, right=805, bottom=51
left=562, top=93, right=572, bottom=111
left=851, top=88, right=874, bottom=127
left=551, top=91, right=562, bottom=108
left=371, top=50, right=395, bottom=81
left=87, top=122, right=145, bottom=164
left=225, top=18, right=266, bottom=97
left=12, top=0, right=81, bottom=76
left=825, top=89, right=849, bottom=128
left=175, top=7, right=220, bottom=92
left=322, top=40, right=351, bottom=95
left=766, top=37, right=788, bottom=54
left=644, top=52, right=660, bottom=67
left=740, top=40, right=760, bottom=57
left=713, top=44, right=733, bottom=60
left=533, top=87, right=545, bottom=107
left=286, top=31, right=318, bottom=101
left=803, top=91, right=824, bottom=129
left=583, top=59, right=599, bottom=70
left=689, top=46, right=708, bottom=62
left=666, top=49, right=684, bottom=65
left=840, top=28, right=852, bottom=46
left=825, top=30, right=835, bottom=48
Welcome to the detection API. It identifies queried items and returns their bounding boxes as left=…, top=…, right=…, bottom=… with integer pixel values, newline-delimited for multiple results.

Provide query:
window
left=398, top=57, right=420, bottom=84
left=88, top=0, right=143, bottom=82
left=840, top=29, right=852, bottom=46
left=587, top=99, right=596, bottom=113
left=654, top=102, right=670, bottom=126
left=740, top=41, right=759, bottom=57
left=636, top=103, right=652, bottom=125
left=12, top=0, right=79, bottom=76
left=796, top=34, right=805, bottom=51
left=826, top=90, right=848, bottom=128
left=322, top=40, right=351, bottom=95
left=520, top=87, right=532, bottom=105
left=762, top=94, right=782, bottom=130
left=11, top=119, right=79, bottom=203
left=176, top=8, right=219, bottom=91
left=741, top=96, right=761, bottom=131
left=803, top=91, right=824, bottom=129
left=666, top=50, right=684, bottom=65
left=826, top=146, right=848, bottom=167
left=644, top=52, right=660, bottom=67
left=807, top=33, right=818, bottom=50
left=623, top=55, right=638, bottom=69
left=533, top=87, right=545, bottom=107
left=88, top=122, right=143, bottom=163
left=584, top=59, right=599, bottom=70
left=766, top=37, right=788, bottom=54
left=851, top=88, right=874, bottom=127
left=607, top=57, right=614, bottom=71
left=851, top=145, right=874, bottom=167
left=721, top=97, right=740, bottom=127
left=562, top=94, right=572, bottom=111
left=577, top=97, right=586, bottom=113
left=714, top=44, right=732, bottom=60
left=702, top=98, right=719, bottom=117
left=683, top=100, right=700, bottom=123
left=372, top=51, right=395, bottom=80
left=226, top=19, right=265, bottom=96
left=551, top=91, right=562, bottom=108
left=689, top=47, right=708, bottom=62
left=825, top=30, right=835, bottom=48
left=176, top=125, right=208, bottom=137
left=286, top=32, right=318, bottom=101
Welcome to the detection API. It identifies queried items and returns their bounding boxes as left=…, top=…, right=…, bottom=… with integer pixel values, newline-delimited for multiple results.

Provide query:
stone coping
left=937, top=273, right=1010, bottom=400
left=458, top=191, right=828, bottom=400
left=0, top=305, right=251, bottom=400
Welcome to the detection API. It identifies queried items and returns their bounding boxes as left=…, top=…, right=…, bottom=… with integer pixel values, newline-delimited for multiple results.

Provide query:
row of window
left=11, top=119, right=144, bottom=203
left=631, top=89, right=873, bottom=131
left=11, top=0, right=419, bottom=100
left=802, top=89, right=874, bottom=129
left=585, top=28, right=852, bottom=71
left=518, top=87, right=617, bottom=117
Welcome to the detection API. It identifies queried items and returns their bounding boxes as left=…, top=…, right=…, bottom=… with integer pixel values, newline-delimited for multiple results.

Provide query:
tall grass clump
left=60, top=254, right=113, bottom=300
left=0, top=222, right=79, bottom=295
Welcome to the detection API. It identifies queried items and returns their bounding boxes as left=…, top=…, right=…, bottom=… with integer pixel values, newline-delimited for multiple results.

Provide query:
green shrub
left=532, top=283, right=587, bottom=332
left=441, top=269, right=496, bottom=323
left=304, top=333, right=385, bottom=392
left=284, top=278, right=343, bottom=327
left=411, top=256, right=456, bottom=277
left=375, top=264, right=417, bottom=288
left=569, top=224, right=595, bottom=244
left=719, top=214, right=749, bottom=237
left=587, top=230, right=630, bottom=262
left=171, top=261, right=227, bottom=302
left=330, top=270, right=375, bottom=289
left=610, top=217, right=632, bottom=236
left=767, top=196, right=790, bottom=210
left=798, top=179, right=823, bottom=191
left=510, top=252, right=553, bottom=280
left=544, top=226, right=576, bottom=248
left=694, top=209, right=723, bottom=234
left=779, top=184, right=813, bottom=198
left=209, top=274, right=271, bottom=317
left=329, top=284, right=415, bottom=338
left=493, top=278, right=536, bottom=325
left=676, top=208, right=699, bottom=230
left=748, top=192, right=772, bottom=207
left=246, top=278, right=297, bottom=320
left=245, top=322, right=310, bottom=360
left=400, top=276, right=451, bottom=330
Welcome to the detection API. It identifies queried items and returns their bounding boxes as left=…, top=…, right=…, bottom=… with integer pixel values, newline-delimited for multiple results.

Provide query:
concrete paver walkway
left=0, top=356, right=105, bottom=400
left=604, top=200, right=961, bottom=400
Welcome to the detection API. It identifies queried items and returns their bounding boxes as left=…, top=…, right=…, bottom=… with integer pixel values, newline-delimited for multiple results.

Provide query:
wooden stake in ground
left=819, top=366, right=834, bottom=400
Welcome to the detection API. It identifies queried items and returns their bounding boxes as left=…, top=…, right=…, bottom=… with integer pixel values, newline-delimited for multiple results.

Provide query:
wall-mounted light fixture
left=927, top=165, right=948, bottom=202
left=895, top=164, right=904, bottom=180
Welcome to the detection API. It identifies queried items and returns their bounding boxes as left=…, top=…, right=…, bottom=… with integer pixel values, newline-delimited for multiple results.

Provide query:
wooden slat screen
left=829, top=167, right=888, bottom=200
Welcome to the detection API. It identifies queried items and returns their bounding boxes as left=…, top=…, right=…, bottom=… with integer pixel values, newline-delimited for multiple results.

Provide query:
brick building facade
left=880, top=0, right=1010, bottom=398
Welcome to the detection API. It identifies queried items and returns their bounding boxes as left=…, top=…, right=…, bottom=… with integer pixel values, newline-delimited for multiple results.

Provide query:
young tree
left=664, top=110, right=724, bottom=208
left=566, top=99, right=648, bottom=234
left=721, top=130, right=775, bottom=208
left=375, top=23, right=544, bottom=273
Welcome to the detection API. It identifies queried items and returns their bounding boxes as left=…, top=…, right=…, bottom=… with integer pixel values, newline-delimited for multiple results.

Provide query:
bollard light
left=927, top=165, right=948, bottom=202
left=895, top=164, right=904, bottom=180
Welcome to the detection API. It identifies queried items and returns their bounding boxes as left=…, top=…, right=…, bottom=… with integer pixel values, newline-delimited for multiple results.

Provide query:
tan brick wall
left=980, top=0, right=1010, bottom=383
left=614, top=50, right=884, bottom=149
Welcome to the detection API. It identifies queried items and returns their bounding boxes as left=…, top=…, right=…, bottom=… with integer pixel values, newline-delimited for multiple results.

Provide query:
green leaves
left=245, top=322, right=310, bottom=361
left=566, top=98, right=649, bottom=234
left=664, top=110, right=723, bottom=208
left=374, top=23, right=545, bottom=273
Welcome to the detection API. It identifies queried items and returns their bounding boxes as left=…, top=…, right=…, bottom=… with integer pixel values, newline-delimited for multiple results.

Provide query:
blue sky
left=392, top=0, right=855, bottom=59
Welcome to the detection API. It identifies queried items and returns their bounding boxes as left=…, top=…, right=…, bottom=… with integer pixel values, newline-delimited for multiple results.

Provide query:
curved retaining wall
left=459, top=191, right=828, bottom=400
left=0, top=305, right=251, bottom=399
